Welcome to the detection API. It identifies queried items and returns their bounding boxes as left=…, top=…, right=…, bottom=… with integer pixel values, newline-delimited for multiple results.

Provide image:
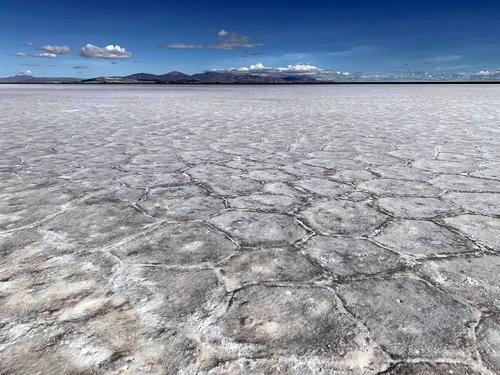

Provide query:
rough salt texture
left=0, top=84, right=499, bottom=374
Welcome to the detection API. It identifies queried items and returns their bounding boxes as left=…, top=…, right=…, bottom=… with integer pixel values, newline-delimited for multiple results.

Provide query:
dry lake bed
left=0, top=84, right=499, bottom=374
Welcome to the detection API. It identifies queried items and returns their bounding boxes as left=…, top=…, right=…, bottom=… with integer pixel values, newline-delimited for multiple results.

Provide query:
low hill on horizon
left=2, top=69, right=500, bottom=84
left=0, top=71, right=321, bottom=84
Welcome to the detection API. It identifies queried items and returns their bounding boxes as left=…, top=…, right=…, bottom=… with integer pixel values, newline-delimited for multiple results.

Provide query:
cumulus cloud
left=35, top=52, right=57, bottom=58
left=80, top=44, right=132, bottom=59
left=476, top=70, right=500, bottom=76
left=218, top=29, right=229, bottom=37
left=39, top=45, right=71, bottom=55
left=220, top=62, right=328, bottom=75
left=13, top=52, right=27, bottom=57
left=213, top=62, right=353, bottom=81
left=208, top=29, right=262, bottom=50
left=21, top=70, right=33, bottom=75
left=162, top=43, right=203, bottom=49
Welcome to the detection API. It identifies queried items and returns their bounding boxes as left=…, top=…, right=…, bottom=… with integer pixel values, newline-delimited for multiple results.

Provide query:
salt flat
left=0, top=84, right=499, bottom=374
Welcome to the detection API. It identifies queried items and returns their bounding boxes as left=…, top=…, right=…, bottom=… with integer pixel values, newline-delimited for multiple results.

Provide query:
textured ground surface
left=0, top=84, right=499, bottom=374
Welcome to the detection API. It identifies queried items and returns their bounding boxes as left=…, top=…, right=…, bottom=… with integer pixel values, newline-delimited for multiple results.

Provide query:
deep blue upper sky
left=1, top=0, right=499, bottom=77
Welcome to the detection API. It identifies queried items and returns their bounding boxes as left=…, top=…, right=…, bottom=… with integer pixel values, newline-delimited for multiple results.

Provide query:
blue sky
left=1, top=0, right=499, bottom=77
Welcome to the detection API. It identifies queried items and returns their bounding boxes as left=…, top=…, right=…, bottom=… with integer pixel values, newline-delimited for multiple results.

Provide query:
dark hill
left=0, top=71, right=320, bottom=84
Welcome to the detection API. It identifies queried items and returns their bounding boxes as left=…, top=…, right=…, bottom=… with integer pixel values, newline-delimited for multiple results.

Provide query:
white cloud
left=213, top=62, right=353, bottom=81
left=14, top=52, right=27, bottom=57
left=80, top=44, right=132, bottom=59
left=21, top=70, right=33, bottom=75
left=162, top=43, right=203, bottom=49
left=477, top=70, right=500, bottom=76
left=40, top=45, right=71, bottom=55
left=218, top=29, right=229, bottom=37
left=35, top=52, right=57, bottom=58
left=222, top=62, right=328, bottom=74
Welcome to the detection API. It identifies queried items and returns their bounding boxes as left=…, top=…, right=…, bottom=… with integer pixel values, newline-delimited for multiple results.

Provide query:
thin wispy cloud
left=11, top=47, right=68, bottom=58
left=433, top=64, right=469, bottom=71
left=329, top=45, right=377, bottom=56
left=208, top=29, right=262, bottom=50
left=39, top=45, right=71, bottom=55
left=73, top=65, right=87, bottom=69
left=163, top=29, right=262, bottom=51
left=81, top=44, right=132, bottom=59
left=282, top=52, right=311, bottom=61
left=162, top=43, right=203, bottom=49
left=244, top=50, right=263, bottom=56
left=425, top=54, right=463, bottom=63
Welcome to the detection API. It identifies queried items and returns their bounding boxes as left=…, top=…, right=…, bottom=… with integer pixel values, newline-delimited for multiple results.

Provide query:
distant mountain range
left=1, top=69, right=500, bottom=84
left=0, top=75, right=80, bottom=83
left=0, top=71, right=320, bottom=84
